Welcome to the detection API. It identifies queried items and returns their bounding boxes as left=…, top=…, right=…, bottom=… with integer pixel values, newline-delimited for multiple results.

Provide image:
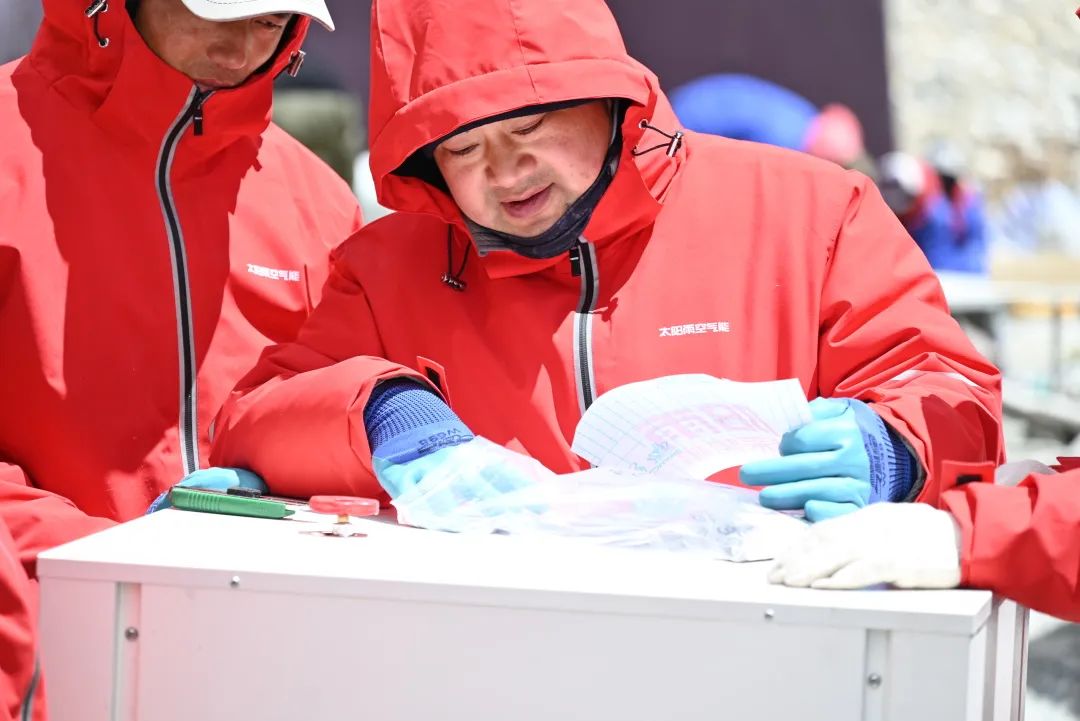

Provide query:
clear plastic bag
left=392, top=439, right=807, bottom=562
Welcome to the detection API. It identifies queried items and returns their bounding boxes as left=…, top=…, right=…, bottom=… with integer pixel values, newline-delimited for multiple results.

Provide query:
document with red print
left=572, top=375, right=812, bottom=478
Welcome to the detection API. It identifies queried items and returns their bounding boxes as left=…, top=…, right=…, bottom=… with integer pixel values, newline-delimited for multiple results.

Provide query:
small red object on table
left=309, top=496, right=380, bottom=525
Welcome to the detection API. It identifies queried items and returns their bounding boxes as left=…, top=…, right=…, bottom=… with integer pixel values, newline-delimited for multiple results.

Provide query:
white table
left=38, top=509, right=1027, bottom=721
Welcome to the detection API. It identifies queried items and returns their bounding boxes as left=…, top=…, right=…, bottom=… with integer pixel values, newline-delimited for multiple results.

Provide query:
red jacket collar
left=28, top=1, right=309, bottom=158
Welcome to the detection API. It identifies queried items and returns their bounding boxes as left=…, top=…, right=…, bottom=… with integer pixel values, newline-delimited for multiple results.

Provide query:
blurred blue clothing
left=909, top=189, right=988, bottom=274
left=992, top=180, right=1080, bottom=256
left=669, top=73, right=816, bottom=151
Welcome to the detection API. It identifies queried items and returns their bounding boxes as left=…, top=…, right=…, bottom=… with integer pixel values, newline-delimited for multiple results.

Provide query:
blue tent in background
left=670, top=73, right=818, bottom=151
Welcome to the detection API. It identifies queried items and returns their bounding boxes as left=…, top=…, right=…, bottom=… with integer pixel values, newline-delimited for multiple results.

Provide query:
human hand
left=768, top=502, right=962, bottom=589
left=739, top=398, right=915, bottom=522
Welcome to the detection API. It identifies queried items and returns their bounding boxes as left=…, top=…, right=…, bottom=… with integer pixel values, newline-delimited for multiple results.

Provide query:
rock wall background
left=884, top=0, right=1080, bottom=203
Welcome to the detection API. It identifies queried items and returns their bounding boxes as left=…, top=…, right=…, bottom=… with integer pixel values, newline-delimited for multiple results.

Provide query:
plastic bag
left=392, top=438, right=807, bottom=562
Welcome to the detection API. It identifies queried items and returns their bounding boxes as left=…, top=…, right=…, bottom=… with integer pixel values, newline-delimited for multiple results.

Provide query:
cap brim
left=180, top=0, right=335, bottom=31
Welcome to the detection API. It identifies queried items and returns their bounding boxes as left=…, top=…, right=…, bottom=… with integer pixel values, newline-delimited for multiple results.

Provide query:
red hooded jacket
left=0, top=521, right=35, bottom=721
left=943, top=471, right=1080, bottom=621
left=212, top=0, right=1001, bottom=506
left=0, top=3, right=361, bottom=715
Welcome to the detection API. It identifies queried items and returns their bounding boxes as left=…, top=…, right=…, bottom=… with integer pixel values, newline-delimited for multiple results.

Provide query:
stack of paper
left=396, top=375, right=814, bottom=562
left=571, top=374, right=812, bottom=479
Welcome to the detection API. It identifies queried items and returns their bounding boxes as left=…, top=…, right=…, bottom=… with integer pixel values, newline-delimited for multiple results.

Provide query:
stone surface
left=884, top=0, right=1080, bottom=202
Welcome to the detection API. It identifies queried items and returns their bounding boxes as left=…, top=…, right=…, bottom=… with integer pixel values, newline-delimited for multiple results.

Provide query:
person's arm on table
left=211, top=237, right=537, bottom=504
left=770, top=469, right=1080, bottom=623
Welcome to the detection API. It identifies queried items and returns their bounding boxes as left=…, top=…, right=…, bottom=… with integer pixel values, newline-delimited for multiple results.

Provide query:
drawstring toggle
left=632, top=119, right=684, bottom=158
left=85, top=0, right=110, bottom=47
left=287, top=50, right=307, bottom=78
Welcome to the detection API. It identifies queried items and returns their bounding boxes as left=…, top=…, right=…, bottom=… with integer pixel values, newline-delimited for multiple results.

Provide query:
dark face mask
left=464, top=100, right=626, bottom=260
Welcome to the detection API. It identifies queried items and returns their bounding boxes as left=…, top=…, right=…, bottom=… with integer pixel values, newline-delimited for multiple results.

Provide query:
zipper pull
left=192, top=92, right=208, bottom=136
left=84, top=0, right=107, bottom=17
left=569, top=245, right=582, bottom=278
left=286, top=50, right=306, bottom=78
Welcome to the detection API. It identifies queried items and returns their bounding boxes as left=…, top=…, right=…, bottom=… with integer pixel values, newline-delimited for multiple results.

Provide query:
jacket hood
left=29, top=0, right=311, bottom=149
left=367, top=0, right=683, bottom=251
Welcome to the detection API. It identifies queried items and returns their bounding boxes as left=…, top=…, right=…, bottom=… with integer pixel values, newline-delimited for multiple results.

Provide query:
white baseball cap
left=878, top=152, right=926, bottom=199
left=179, top=0, right=334, bottom=31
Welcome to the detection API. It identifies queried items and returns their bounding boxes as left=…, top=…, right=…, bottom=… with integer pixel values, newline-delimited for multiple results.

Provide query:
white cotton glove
left=768, top=503, right=963, bottom=590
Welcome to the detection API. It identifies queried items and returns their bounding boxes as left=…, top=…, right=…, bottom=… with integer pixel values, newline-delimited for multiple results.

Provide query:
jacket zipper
left=192, top=91, right=208, bottom=136
left=155, top=87, right=212, bottom=476
left=569, top=239, right=599, bottom=413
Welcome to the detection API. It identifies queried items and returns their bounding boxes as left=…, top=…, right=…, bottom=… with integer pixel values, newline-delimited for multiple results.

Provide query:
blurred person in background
left=0, top=0, right=362, bottom=716
left=878, top=149, right=989, bottom=275
left=669, top=72, right=874, bottom=175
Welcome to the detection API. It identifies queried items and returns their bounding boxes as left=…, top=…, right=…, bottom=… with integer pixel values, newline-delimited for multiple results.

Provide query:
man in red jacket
left=212, top=0, right=1001, bottom=533
left=0, top=0, right=362, bottom=716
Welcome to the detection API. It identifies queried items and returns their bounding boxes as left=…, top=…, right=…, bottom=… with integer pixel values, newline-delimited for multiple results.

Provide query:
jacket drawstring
left=85, top=0, right=110, bottom=48
left=442, top=226, right=471, bottom=291
left=632, top=119, right=684, bottom=158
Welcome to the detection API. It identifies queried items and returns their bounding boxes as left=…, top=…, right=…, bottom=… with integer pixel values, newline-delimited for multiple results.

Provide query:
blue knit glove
left=365, top=380, right=478, bottom=498
left=739, top=398, right=917, bottom=523
left=366, top=381, right=538, bottom=507
left=147, top=468, right=268, bottom=514
left=366, top=380, right=474, bottom=457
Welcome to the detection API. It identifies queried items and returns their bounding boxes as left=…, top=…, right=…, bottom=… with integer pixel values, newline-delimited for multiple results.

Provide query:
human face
left=134, top=0, right=292, bottom=90
left=433, top=101, right=613, bottom=237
